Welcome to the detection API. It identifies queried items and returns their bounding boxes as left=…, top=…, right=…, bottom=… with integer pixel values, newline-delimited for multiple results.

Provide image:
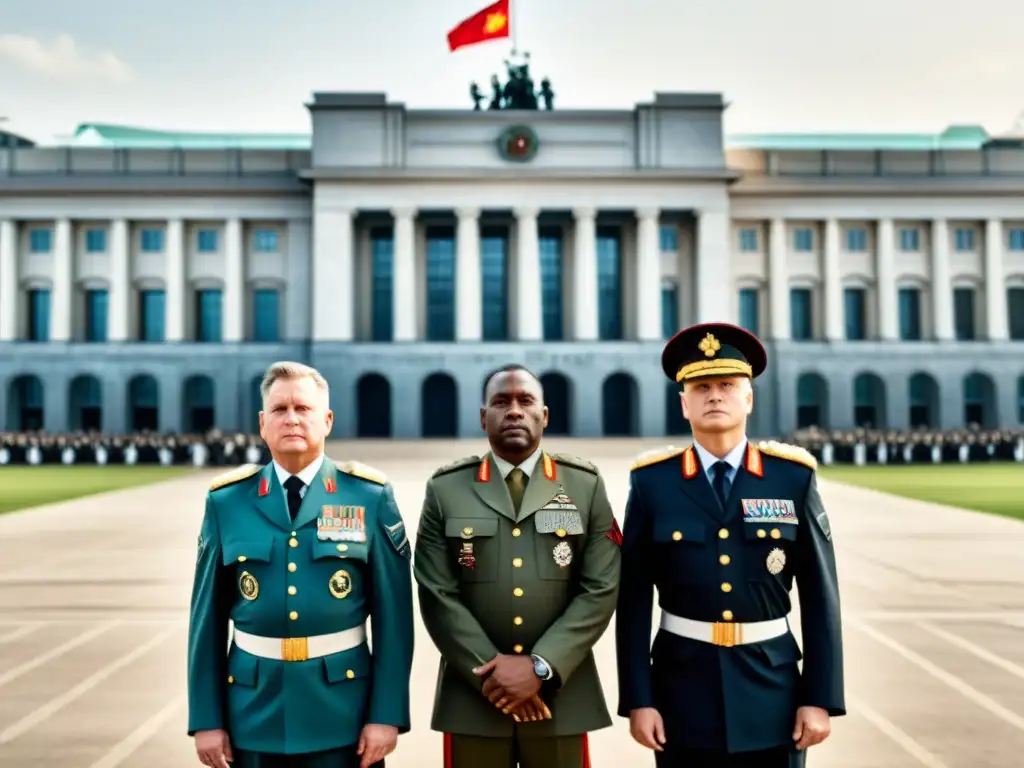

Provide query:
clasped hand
left=474, top=655, right=552, bottom=723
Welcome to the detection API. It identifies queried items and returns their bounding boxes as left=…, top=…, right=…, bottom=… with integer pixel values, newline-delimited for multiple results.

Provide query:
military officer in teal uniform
left=187, top=362, right=414, bottom=768
left=615, top=324, right=845, bottom=767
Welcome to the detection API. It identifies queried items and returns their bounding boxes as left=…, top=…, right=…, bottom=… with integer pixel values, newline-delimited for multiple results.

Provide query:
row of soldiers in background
left=789, top=425, right=1024, bottom=465
left=0, top=430, right=272, bottom=467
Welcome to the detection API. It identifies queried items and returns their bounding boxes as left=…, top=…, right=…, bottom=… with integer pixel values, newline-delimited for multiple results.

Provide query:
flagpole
left=510, top=0, right=518, bottom=57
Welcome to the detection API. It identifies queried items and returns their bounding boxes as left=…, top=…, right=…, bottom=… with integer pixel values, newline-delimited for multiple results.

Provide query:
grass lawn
left=820, top=463, right=1023, bottom=521
left=0, top=465, right=197, bottom=515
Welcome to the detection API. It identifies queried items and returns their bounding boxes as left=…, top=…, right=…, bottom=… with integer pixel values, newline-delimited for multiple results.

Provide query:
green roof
left=70, top=123, right=311, bottom=150
left=725, top=125, right=991, bottom=151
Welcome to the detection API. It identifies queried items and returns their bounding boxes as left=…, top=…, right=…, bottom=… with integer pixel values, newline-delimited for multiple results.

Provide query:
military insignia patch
left=239, top=571, right=259, bottom=600
left=540, top=491, right=578, bottom=512
left=536, top=509, right=584, bottom=536
left=329, top=569, right=352, bottom=599
left=741, top=499, right=798, bottom=524
left=766, top=548, right=786, bottom=575
left=458, top=542, right=476, bottom=569
left=552, top=541, right=573, bottom=567
left=317, top=505, right=367, bottom=542
left=814, top=509, right=833, bottom=541
left=197, top=534, right=206, bottom=560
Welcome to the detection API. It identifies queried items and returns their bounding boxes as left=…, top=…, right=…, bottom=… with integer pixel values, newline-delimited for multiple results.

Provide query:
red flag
left=447, top=0, right=511, bottom=52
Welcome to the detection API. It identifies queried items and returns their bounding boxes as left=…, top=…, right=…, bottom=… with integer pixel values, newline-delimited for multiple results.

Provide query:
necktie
left=506, top=467, right=528, bottom=514
left=284, top=475, right=304, bottom=520
left=711, top=461, right=731, bottom=508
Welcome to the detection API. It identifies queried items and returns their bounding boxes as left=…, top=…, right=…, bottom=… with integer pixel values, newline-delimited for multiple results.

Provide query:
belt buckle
left=712, top=621, right=742, bottom=647
left=281, top=637, right=309, bottom=662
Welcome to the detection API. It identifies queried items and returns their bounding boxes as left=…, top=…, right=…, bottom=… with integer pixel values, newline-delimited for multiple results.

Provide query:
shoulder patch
left=337, top=460, right=387, bottom=486
left=209, top=463, right=260, bottom=491
left=548, top=452, right=598, bottom=475
left=757, top=440, right=818, bottom=470
left=431, top=455, right=481, bottom=478
left=630, top=445, right=687, bottom=472
left=377, top=488, right=412, bottom=560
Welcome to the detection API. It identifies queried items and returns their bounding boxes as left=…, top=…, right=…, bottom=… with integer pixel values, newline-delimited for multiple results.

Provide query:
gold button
left=719, top=554, right=731, bottom=565
left=718, top=528, right=729, bottom=539
left=513, top=587, right=524, bottom=597
left=722, top=610, right=734, bottom=621
left=346, top=670, right=355, bottom=679
left=288, top=586, right=297, bottom=595
left=513, top=558, right=523, bottom=568
left=462, top=527, right=473, bottom=537
left=512, top=528, right=521, bottom=537
left=513, top=616, right=523, bottom=626
left=228, top=675, right=234, bottom=684
left=289, top=611, right=298, bottom=620
left=237, top=556, right=247, bottom=562
left=771, top=529, right=781, bottom=539
left=289, top=538, right=298, bottom=548
left=757, top=529, right=767, bottom=538
left=337, top=544, right=348, bottom=552
left=672, top=531, right=682, bottom=541
left=513, top=644, right=524, bottom=653
left=291, top=531, right=297, bottom=536
left=288, top=563, right=297, bottom=572
left=721, top=582, right=732, bottom=593
left=555, top=529, right=567, bottom=537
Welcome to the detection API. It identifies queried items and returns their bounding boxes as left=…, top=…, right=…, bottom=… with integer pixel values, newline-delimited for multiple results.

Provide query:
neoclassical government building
left=1, top=91, right=1023, bottom=438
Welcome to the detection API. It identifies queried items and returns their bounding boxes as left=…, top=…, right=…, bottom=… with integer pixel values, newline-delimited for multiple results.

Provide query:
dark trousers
left=232, top=746, right=384, bottom=768
left=655, top=745, right=805, bottom=768
left=443, top=732, right=591, bottom=768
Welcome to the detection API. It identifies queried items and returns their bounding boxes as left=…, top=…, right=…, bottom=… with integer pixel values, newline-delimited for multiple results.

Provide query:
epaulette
left=337, top=460, right=388, bottom=486
left=757, top=440, right=817, bottom=470
left=209, top=463, right=260, bottom=491
left=629, top=445, right=687, bottom=472
left=431, top=455, right=480, bottom=478
left=548, top=452, right=598, bottom=475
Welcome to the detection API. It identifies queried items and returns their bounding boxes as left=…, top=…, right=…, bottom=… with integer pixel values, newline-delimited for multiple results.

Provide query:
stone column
left=635, top=208, right=662, bottom=340
left=312, top=207, right=354, bottom=341
left=572, top=207, right=598, bottom=340
left=768, top=219, right=789, bottom=339
left=931, top=219, right=953, bottom=340
left=455, top=207, right=481, bottom=341
left=694, top=210, right=730, bottom=323
left=392, top=207, right=417, bottom=341
left=108, top=219, right=129, bottom=342
left=165, top=219, right=185, bottom=342
left=50, top=218, right=72, bottom=341
left=0, top=220, right=16, bottom=341
left=823, top=218, right=843, bottom=341
left=223, top=218, right=244, bottom=342
left=876, top=218, right=897, bottom=340
left=984, top=218, right=1007, bottom=340
left=515, top=206, right=543, bottom=340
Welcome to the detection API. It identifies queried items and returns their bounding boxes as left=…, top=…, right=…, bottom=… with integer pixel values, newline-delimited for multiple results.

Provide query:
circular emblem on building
left=329, top=569, right=352, bottom=599
left=497, top=125, right=539, bottom=162
left=239, top=571, right=259, bottom=600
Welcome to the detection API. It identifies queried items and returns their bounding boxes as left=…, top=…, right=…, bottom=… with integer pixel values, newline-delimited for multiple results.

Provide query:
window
left=480, top=229, right=509, bottom=341
left=86, top=289, right=108, bottom=342
left=252, top=289, right=280, bottom=342
left=793, top=228, right=813, bottom=252
left=790, top=288, right=813, bottom=340
left=253, top=229, right=278, bottom=252
left=370, top=230, right=393, bottom=342
left=738, top=288, right=759, bottom=335
left=899, top=227, right=920, bottom=252
left=1007, top=228, right=1024, bottom=251
left=197, top=229, right=218, bottom=253
left=539, top=229, right=563, bottom=341
left=139, top=290, right=166, bottom=342
left=29, top=229, right=52, bottom=253
left=661, top=280, right=678, bottom=339
left=659, top=226, right=677, bottom=252
left=898, top=287, right=922, bottom=340
left=954, top=227, right=974, bottom=252
left=846, top=228, right=867, bottom=252
left=28, top=289, right=50, bottom=341
left=1008, top=287, right=1024, bottom=340
left=85, top=229, right=106, bottom=253
left=739, top=228, right=758, bottom=252
left=425, top=227, right=456, bottom=342
left=844, top=287, right=866, bottom=340
left=597, top=227, right=622, bottom=340
left=196, top=289, right=222, bottom=342
left=953, top=287, right=975, bottom=340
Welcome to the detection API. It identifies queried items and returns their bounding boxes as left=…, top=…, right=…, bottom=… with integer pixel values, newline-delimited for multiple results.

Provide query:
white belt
left=232, top=624, right=366, bottom=662
left=659, top=610, right=789, bottom=648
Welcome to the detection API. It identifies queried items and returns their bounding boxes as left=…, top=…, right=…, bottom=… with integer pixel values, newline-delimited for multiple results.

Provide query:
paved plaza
left=0, top=438, right=1021, bottom=767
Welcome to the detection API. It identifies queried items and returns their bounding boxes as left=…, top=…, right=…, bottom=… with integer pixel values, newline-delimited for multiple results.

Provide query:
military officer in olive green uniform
left=187, top=362, right=414, bottom=768
left=414, top=364, right=622, bottom=768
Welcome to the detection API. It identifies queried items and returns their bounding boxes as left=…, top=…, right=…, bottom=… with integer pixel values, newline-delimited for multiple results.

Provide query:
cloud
left=0, top=33, right=134, bottom=83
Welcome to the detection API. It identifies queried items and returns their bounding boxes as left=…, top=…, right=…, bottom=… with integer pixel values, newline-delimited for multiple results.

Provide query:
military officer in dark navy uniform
left=615, top=323, right=845, bottom=767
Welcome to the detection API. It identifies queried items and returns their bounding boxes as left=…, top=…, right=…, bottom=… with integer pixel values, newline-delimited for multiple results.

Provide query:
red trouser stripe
left=443, top=733, right=452, bottom=768
left=581, top=733, right=591, bottom=768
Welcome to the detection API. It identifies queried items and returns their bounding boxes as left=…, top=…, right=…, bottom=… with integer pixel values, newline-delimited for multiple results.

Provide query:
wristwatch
left=531, top=654, right=553, bottom=681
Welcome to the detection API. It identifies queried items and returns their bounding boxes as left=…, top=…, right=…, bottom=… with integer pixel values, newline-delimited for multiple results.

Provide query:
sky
left=1, top=0, right=1022, bottom=144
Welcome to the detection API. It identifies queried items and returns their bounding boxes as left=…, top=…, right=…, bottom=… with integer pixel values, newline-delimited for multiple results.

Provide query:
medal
left=239, top=571, right=259, bottom=600
left=766, top=548, right=786, bottom=575
left=458, top=542, right=476, bottom=569
left=329, top=569, right=352, bottom=599
left=552, top=541, right=572, bottom=568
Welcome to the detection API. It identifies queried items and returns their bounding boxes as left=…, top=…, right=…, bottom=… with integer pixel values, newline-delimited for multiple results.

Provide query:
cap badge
left=698, top=333, right=721, bottom=358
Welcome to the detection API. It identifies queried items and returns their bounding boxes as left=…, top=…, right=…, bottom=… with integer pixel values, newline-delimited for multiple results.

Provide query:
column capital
left=514, top=206, right=540, bottom=220
left=573, top=206, right=596, bottom=220
left=456, top=206, right=480, bottom=220
left=636, top=207, right=660, bottom=221
left=390, top=206, right=417, bottom=220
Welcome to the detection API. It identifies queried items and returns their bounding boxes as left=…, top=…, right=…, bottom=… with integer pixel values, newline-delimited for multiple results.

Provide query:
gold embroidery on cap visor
left=675, top=358, right=754, bottom=382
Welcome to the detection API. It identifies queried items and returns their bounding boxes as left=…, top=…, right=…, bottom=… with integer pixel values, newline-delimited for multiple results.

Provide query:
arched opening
left=68, top=375, right=103, bottom=431
left=128, top=374, right=160, bottom=431
left=7, top=375, right=44, bottom=431
left=601, top=372, right=639, bottom=436
left=963, top=372, right=996, bottom=428
left=665, top=382, right=691, bottom=435
left=356, top=373, right=391, bottom=437
left=853, top=372, right=886, bottom=428
left=539, top=373, right=570, bottom=435
left=184, top=375, right=216, bottom=433
left=796, top=373, right=828, bottom=429
left=421, top=373, right=458, bottom=437
left=908, top=373, right=939, bottom=428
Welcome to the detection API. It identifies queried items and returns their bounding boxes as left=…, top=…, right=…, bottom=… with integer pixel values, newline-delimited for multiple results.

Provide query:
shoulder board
left=209, top=463, right=261, bottom=491
left=337, top=460, right=388, bottom=486
left=630, top=444, right=687, bottom=472
left=431, top=455, right=481, bottom=478
left=757, top=440, right=817, bottom=470
left=547, top=452, right=598, bottom=475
